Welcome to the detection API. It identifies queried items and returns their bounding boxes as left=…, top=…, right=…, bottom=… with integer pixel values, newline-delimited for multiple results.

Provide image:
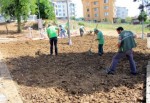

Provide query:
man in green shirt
left=107, top=27, right=137, bottom=75
left=47, top=24, right=59, bottom=55
left=94, top=28, right=104, bottom=56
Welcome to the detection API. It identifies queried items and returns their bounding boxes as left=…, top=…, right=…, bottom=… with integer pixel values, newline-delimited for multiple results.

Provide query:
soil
left=0, top=34, right=149, bottom=103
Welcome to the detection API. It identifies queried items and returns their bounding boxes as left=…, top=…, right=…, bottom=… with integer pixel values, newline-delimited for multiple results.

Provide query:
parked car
left=132, top=19, right=140, bottom=25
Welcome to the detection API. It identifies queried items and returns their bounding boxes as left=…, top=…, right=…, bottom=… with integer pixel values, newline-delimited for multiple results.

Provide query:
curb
left=0, top=52, right=23, bottom=103
left=146, top=61, right=150, bottom=103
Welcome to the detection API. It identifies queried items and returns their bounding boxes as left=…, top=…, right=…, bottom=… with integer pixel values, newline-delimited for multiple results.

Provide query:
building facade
left=116, top=7, right=128, bottom=19
left=82, top=0, right=115, bottom=22
left=147, top=6, right=150, bottom=17
left=52, top=0, right=76, bottom=18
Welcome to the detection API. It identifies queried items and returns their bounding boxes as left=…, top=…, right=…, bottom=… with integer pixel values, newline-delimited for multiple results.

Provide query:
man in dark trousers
left=107, top=27, right=137, bottom=75
left=47, top=24, right=59, bottom=56
left=94, top=28, right=104, bottom=56
left=79, top=25, right=86, bottom=37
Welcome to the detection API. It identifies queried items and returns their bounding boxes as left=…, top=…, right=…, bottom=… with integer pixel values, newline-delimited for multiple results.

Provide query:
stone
left=0, top=94, right=7, bottom=103
left=147, top=37, right=150, bottom=49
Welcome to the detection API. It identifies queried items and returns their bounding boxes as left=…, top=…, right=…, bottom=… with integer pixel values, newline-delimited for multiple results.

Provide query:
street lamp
left=134, top=0, right=145, bottom=39
left=141, top=0, right=144, bottom=39
left=66, top=0, right=72, bottom=45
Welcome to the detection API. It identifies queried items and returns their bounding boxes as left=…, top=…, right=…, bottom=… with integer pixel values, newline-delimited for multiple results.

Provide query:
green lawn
left=79, top=21, right=150, bottom=34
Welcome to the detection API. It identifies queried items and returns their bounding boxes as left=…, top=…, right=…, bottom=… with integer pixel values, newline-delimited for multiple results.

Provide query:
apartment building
left=147, top=6, right=150, bottom=17
left=82, top=0, right=115, bottom=22
left=52, top=0, right=76, bottom=18
left=116, top=7, right=128, bottom=19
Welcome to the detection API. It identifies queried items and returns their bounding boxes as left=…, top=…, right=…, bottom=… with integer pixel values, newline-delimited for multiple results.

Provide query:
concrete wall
left=0, top=16, right=5, bottom=23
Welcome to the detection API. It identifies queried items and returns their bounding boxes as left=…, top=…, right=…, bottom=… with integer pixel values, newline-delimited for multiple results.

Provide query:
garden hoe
left=88, top=24, right=98, bottom=55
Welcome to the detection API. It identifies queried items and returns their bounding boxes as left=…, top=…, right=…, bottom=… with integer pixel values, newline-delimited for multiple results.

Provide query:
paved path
left=147, top=61, right=150, bottom=103
left=0, top=38, right=17, bottom=43
left=0, top=52, right=23, bottom=103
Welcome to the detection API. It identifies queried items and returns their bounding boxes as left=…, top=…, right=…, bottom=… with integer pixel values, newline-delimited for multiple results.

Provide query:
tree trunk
left=5, top=22, right=9, bottom=34
left=17, top=15, right=21, bottom=33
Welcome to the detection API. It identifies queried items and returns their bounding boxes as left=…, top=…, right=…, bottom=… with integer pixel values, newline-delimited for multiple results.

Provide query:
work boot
left=106, top=69, right=114, bottom=75
left=131, top=72, right=138, bottom=76
left=99, top=53, right=103, bottom=56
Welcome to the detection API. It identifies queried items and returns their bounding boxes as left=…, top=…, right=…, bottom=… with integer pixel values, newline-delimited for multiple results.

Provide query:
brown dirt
left=0, top=35, right=149, bottom=103
left=0, top=22, right=42, bottom=41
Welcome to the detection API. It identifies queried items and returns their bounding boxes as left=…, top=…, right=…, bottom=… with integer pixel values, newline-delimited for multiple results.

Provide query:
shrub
left=78, top=22, right=85, bottom=26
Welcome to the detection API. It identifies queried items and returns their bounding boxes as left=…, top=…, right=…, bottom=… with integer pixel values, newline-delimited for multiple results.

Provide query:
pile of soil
left=0, top=35, right=149, bottom=103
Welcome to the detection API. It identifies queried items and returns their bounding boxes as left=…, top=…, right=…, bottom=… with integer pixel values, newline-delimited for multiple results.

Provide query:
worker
left=94, top=28, right=104, bottom=56
left=47, top=24, right=59, bottom=56
left=79, top=25, right=86, bottom=37
left=107, top=27, right=137, bottom=75
left=59, top=25, right=66, bottom=38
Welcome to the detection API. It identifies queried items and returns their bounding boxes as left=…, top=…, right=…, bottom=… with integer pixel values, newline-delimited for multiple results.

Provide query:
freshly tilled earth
left=0, top=35, right=149, bottom=103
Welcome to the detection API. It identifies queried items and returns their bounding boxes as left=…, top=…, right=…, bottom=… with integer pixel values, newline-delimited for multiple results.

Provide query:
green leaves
left=36, top=0, right=56, bottom=20
left=0, top=0, right=56, bottom=32
left=138, top=11, right=148, bottom=22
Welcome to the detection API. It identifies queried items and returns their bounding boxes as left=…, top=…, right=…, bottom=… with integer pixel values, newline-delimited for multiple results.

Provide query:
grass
left=78, top=21, right=150, bottom=34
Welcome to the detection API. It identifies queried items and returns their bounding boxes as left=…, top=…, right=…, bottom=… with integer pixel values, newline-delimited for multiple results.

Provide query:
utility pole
left=141, top=0, right=144, bottom=39
left=37, top=0, right=43, bottom=38
left=66, top=0, right=72, bottom=45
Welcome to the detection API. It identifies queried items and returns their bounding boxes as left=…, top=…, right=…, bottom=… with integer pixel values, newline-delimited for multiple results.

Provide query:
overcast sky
left=72, top=0, right=141, bottom=18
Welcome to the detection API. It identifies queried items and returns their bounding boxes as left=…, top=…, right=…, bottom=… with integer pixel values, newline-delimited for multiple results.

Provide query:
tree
left=133, top=0, right=150, bottom=10
left=71, top=16, right=76, bottom=20
left=36, top=0, right=56, bottom=20
left=0, top=0, right=56, bottom=33
left=125, top=17, right=132, bottom=23
left=138, top=11, right=147, bottom=22
left=0, top=0, right=33, bottom=33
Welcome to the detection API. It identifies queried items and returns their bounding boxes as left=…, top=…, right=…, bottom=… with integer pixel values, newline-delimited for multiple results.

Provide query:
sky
left=72, top=0, right=141, bottom=18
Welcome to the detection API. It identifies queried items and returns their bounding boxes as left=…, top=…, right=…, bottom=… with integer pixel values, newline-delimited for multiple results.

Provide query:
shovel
left=88, top=24, right=98, bottom=55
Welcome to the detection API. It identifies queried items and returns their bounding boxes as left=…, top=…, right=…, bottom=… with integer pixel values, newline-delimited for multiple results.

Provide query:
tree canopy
left=138, top=11, right=148, bottom=22
left=0, top=0, right=32, bottom=32
left=0, top=0, right=56, bottom=33
left=36, top=0, right=56, bottom=20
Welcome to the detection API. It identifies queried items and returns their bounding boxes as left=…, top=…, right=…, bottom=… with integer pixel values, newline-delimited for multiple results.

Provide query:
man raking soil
left=107, top=27, right=137, bottom=75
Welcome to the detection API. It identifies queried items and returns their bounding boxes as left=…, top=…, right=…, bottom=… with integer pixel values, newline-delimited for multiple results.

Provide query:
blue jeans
left=98, top=44, right=103, bottom=55
left=108, top=50, right=137, bottom=73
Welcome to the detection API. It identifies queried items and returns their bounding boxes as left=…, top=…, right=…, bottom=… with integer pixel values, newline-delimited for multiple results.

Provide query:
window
left=59, top=14, right=62, bottom=16
left=86, top=2, right=90, bottom=6
left=94, top=1, right=98, bottom=5
left=104, top=12, right=109, bottom=16
left=87, top=14, right=90, bottom=17
left=94, top=8, right=98, bottom=12
left=104, top=6, right=108, bottom=9
left=104, top=0, right=109, bottom=3
left=58, top=5, right=61, bottom=8
left=95, top=14, right=98, bottom=17
left=87, top=9, right=89, bottom=12
left=63, top=13, right=65, bottom=16
left=59, top=9, right=61, bottom=12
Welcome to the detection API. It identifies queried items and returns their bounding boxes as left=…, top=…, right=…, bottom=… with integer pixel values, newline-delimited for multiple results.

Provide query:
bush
left=78, top=22, right=85, bottom=26
left=145, top=19, right=150, bottom=24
